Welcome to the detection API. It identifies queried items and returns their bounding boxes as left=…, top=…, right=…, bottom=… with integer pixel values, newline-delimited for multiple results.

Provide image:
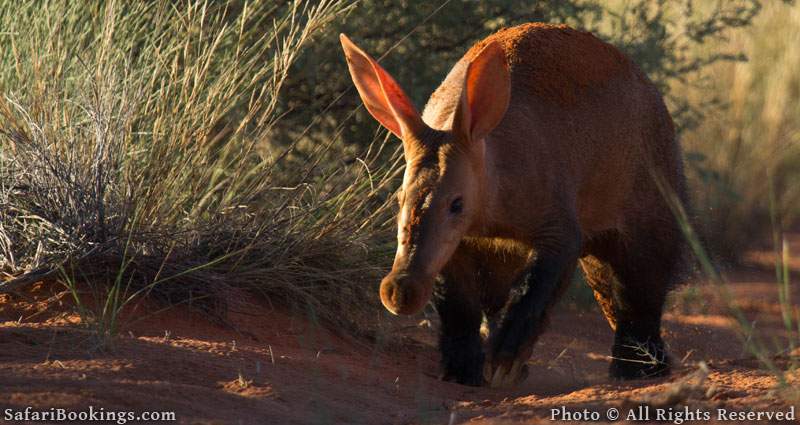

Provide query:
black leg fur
left=489, top=253, right=577, bottom=364
left=610, top=327, right=670, bottom=379
left=609, top=299, right=671, bottom=378
left=589, top=219, right=682, bottom=380
left=488, top=221, right=582, bottom=375
left=434, top=277, right=485, bottom=386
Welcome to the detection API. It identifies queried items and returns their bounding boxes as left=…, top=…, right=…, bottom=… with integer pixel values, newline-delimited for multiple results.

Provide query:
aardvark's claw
left=484, top=358, right=528, bottom=388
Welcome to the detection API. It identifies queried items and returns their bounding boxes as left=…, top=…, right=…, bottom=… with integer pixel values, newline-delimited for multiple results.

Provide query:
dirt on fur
left=1, top=237, right=799, bottom=424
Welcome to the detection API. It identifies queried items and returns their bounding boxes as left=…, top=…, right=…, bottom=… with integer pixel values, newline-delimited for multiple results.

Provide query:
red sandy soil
left=1, top=237, right=799, bottom=424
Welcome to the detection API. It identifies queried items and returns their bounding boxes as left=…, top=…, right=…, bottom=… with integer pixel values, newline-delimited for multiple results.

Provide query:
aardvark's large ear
left=453, top=41, right=510, bottom=144
left=340, top=34, right=424, bottom=140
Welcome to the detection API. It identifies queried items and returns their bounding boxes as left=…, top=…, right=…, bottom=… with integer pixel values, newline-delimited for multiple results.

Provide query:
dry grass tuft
left=0, top=0, right=400, bottom=330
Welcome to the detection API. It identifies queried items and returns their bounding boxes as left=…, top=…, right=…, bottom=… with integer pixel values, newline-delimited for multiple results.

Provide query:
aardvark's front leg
left=484, top=221, right=582, bottom=387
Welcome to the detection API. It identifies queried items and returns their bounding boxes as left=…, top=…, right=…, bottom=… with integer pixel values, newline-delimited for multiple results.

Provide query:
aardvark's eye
left=449, top=197, right=463, bottom=215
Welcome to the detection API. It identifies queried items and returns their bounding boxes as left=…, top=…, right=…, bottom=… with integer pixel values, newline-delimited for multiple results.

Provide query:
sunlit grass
left=0, top=0, right=400, bottom=333
left=678, top=1, right=800, bottom=260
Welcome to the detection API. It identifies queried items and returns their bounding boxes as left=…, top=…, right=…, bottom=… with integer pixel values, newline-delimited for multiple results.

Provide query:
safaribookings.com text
left=551, top=405, right=796, bottom=423
left=3, top=406, right=176, bottom=424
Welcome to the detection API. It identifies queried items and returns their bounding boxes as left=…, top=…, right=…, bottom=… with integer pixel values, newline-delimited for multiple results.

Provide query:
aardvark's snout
left=379, top=271, right=435, bottom=315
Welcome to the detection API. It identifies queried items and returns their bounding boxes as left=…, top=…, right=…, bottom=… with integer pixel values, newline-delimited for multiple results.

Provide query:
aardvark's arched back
left=341, top=22, right=688, bottom=387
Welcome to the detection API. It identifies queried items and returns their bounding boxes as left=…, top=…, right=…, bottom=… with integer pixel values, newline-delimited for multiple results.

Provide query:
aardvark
left=340, top=23, right=688, bottom=387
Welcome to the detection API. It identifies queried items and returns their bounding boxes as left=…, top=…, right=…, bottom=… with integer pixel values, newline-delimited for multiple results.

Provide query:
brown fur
left=465, top=23, right=630, bottom=105
left=341, top=23, right=687, bottom=385
left=422, top=23, right=684, bottom=262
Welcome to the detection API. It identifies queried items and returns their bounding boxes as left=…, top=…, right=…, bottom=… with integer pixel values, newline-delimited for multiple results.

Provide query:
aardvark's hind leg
left=604, top=227, right=680, bottom=379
